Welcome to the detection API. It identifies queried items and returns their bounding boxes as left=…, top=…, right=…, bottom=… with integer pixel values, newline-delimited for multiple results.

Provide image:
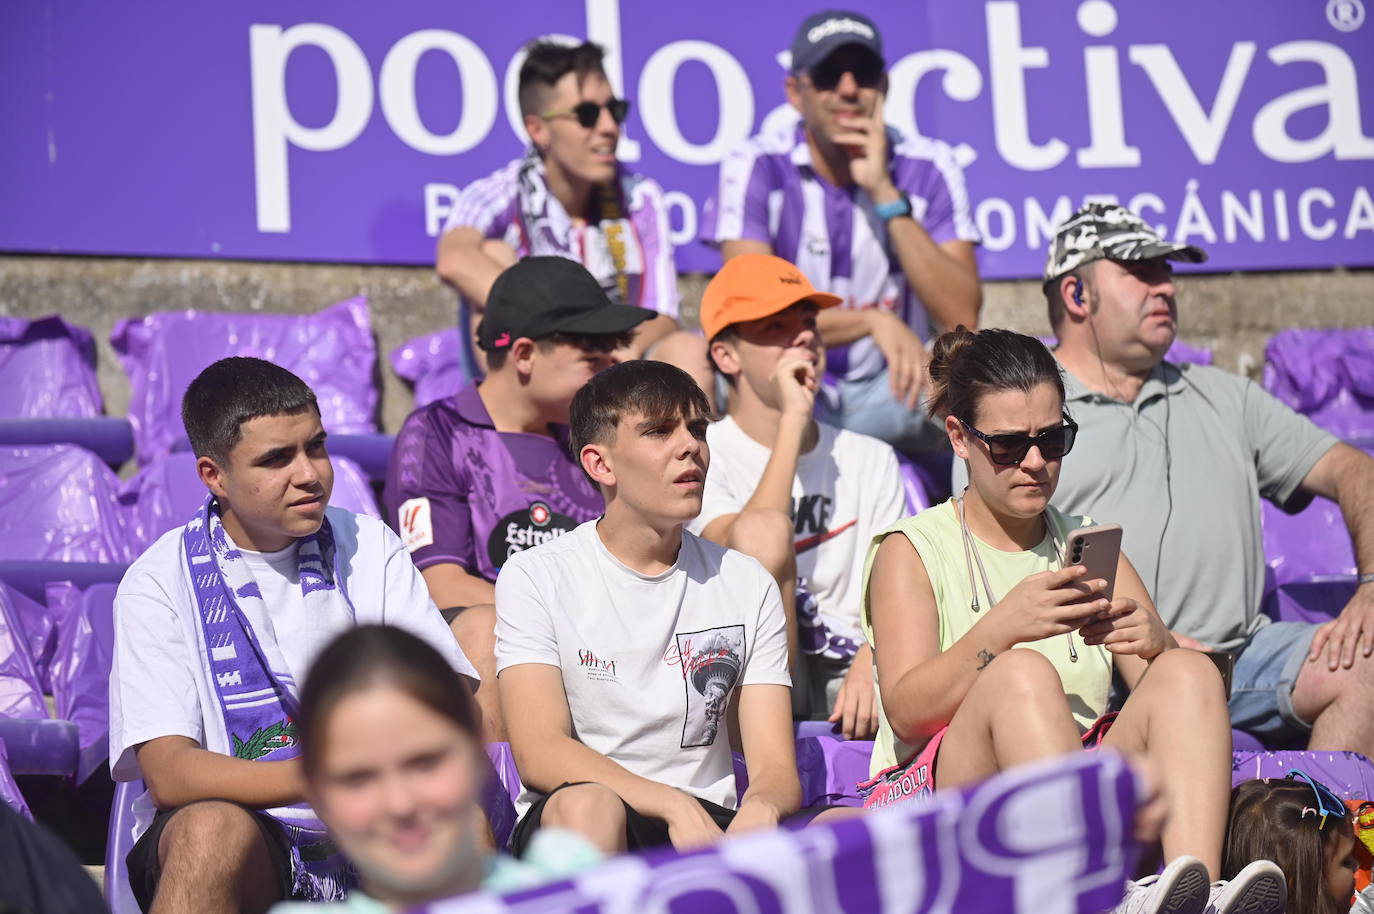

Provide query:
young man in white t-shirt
left=495, top=359, right=799, bottom=855
left=109, top=357, right=478, bottom=914
left=692, top=254, right=907, bottom=739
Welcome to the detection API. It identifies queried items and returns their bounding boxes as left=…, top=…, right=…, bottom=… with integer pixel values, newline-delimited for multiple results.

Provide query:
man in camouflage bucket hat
left=1024, top=202, right=1374, bottom=756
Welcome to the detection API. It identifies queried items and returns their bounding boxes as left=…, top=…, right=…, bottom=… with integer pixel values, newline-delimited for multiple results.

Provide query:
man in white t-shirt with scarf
left=496, top=359, right=801, bottom=855
left=109, top=357, right=478, bottom=914
left=692, top=253, right=907, bottom=739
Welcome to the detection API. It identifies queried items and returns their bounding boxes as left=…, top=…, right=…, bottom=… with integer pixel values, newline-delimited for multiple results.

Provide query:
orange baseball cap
left=699, top=254, right=842, bottom=341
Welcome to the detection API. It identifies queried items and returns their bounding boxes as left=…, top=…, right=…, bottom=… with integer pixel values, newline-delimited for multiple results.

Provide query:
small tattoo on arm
left=976, top=649, right=996, bottom=670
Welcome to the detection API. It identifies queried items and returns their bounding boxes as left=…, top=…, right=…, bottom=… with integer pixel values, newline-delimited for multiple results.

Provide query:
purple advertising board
left=2, top=1, right=1371, bottom=279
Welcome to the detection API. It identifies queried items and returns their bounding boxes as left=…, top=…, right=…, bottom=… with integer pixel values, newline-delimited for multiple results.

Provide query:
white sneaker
left=1112, top=855, right=1210, bottom=914
left=1205, top=860, right=1286, bottom=914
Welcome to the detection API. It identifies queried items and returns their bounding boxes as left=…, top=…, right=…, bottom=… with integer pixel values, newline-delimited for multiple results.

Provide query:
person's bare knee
left=155, top=801, right=278, bottom=914
left=725, top=508, right=795, bottom=581
left=971, top=647, right=1066, bottom=702
left=541, top=784, right=627, bottom=853
left=449, top=604, right=504, bottom=741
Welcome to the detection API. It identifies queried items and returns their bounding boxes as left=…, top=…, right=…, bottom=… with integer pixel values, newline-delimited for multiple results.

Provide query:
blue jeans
left=815, top=369, right=947, bottom=456
left=1229, top=620, right=1319, bottom=744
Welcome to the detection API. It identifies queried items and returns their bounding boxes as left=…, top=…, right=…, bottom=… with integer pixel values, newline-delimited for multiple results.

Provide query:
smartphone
left=1064, top=523, right=1123, bottom=603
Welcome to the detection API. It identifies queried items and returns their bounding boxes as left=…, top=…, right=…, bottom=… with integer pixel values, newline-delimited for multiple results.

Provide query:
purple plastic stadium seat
left=1231, top=750, right=1374, bottom=800
left=0, top=445, right=135, bottom=564
left=111, top=297, right=380, bottom=465
left=1264, top=328, right=1374, bottom=445
left=44, top=582, right=115, bottom=783
left=0, top=579, right=57, bottom=695
left=104, top=778, right=142, bottom=914
left=391, top=328, right=467, bottom=409
left=0, top=562, right=129, bottom=605
left=0, top=316, right=103, bottom=419
left=120, top=451, right=379, bottom=552
left=0, top=583, right=46, bottom=722
left=0, top=739, right=32, bottom=819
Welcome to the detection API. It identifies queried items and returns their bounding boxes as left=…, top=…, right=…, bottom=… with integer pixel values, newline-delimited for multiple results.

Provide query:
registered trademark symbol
left=1327, top=0, right=1365, bottom=31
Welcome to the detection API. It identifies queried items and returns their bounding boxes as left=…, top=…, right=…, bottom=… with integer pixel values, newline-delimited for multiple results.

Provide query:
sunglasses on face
left=961, top=415, right=1078, bottom=466
left=807, top=53, right=885, bottom=92
left=1286, top=769, right=1347, bottom=830
left=542, top=98, right=630, bottom=128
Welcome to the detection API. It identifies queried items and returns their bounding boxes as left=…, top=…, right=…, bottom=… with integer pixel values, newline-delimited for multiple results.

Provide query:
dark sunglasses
left=1286, top=769, right=1347, bottom=830
left=807, top=53, right=885, bottom=91
left=542, top=98, right=630, bottom=128
left=961, top=415, right=1078, bottom=466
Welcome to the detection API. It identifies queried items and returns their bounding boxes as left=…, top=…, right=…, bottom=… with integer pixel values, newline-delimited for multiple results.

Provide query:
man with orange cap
left=691, top=253, right=907, bottom=737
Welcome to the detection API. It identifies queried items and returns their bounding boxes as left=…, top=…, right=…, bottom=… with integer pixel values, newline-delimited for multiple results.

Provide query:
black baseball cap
left=476, top=257, right=655, bottom=352
left=789, top=10, right=884, bottom=75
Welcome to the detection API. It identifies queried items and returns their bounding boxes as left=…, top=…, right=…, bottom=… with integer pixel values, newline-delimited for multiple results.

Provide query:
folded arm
left=137, top=735, right=303, bottom=811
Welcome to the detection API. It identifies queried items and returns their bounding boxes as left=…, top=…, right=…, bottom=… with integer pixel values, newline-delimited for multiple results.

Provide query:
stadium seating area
left=1, top=299, right=1371, bottom=909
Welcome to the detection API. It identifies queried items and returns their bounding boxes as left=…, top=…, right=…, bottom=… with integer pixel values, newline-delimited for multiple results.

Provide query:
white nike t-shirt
left=689, top=416, right=907, bottom=643
left=494, top=521, right=790, bottom=812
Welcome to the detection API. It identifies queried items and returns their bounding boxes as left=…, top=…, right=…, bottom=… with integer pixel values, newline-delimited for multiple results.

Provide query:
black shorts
left=125, top=800, right=295, bottom=913
left=509, top=782, right=737, bottom=857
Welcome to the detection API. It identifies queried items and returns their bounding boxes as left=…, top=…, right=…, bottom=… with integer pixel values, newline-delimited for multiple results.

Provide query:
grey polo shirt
left=953, top=360, right=1337, bottom=651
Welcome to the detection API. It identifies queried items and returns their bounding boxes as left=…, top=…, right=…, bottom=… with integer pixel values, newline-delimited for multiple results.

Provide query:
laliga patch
left=398, top=497, right=434, bottom=551
left=487, top=501, right=577, bottom=568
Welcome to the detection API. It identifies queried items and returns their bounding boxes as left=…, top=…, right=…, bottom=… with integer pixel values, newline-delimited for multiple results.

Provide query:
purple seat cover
left=1231, top=750, right=1374, bottom=799
left=390, top=328, right=467, bottom=409
left=0, top=582, right=46, bottom=721
left=111, top=297, right=379, bottom=465
left=0, top=739, right=32, bottom=820
left=120, top=451, right=378, bottom=552
left=44, top=582, right=115, bottom=783
left=0, top=580, right=57, bottom=695
left=0, top=316, right=103, bottom=419
left=1264, top=328, right=1374, bottom=444
left=0, top=445, right=134, bottom=563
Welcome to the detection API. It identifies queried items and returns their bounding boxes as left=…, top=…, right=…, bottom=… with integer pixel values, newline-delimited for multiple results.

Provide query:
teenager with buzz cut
left=496, top=360, right=804, bottom=856
left=110, top=357, right=478, bottom=914
left=385, top=255, right=655, bottom=741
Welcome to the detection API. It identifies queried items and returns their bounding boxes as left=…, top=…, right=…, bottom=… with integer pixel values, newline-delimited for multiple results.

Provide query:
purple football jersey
left=384, top=385, right=603, bottom=582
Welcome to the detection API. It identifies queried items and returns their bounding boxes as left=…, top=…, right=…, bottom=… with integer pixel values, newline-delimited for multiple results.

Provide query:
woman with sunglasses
left=861, top=327, right=1283, bottom=914
left=1225, top=771, right=1357, bottom=914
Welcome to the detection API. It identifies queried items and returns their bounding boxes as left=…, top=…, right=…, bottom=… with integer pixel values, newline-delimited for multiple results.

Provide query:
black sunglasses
left=961, top=415, right=1078, bottom=466
left=542, top=98, right=631, bottom=129
left=807, top=53, right=885, bottom=91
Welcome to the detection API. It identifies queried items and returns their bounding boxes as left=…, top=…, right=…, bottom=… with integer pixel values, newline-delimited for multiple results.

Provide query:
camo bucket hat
left=1043, top=203, right=1207, bottom=283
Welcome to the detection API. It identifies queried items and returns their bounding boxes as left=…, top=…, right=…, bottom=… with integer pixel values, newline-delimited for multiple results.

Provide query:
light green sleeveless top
left=859, top=499, right=1112, bottom=776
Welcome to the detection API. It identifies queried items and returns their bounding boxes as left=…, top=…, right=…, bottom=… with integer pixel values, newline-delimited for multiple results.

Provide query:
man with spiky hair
left=436, top=39, right=688, bottom=378
left=110, top=357, right=477, bottom=914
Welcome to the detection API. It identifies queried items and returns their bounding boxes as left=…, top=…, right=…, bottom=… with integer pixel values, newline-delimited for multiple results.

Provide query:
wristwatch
left=1359, top=572, right=1374, bottom=587
left=874, top=194, right=913, bottom=222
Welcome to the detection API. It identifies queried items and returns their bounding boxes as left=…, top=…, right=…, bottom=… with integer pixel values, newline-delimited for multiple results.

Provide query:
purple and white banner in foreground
left=423, top=752, right=1142, bottom=914
left=2, top=1, right=1370, bottom=278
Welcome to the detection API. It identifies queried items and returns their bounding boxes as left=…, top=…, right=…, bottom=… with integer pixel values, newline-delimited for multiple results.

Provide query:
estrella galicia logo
left=487, top=502, right=577, bottom=567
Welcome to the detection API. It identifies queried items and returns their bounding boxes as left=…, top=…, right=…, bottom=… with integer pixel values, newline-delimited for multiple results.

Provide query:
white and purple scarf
left=514, top=149, right=644, bottom=306
left=182, top=496, right=357, bottom=901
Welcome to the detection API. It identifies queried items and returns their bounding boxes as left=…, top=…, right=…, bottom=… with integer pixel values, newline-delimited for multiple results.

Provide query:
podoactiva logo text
left=487, top=501, right=578, bottom=566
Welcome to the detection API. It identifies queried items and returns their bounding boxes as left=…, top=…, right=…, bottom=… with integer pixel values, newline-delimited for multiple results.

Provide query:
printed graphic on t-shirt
left=576, top=647, right=619, bottom=684
left=671, top=625, right=746, bottom=749
left=398, top=497, right=434, bottom=552
left=790, top=493, right=857, bottom=554
left=486, top=501, right=578, bottom=569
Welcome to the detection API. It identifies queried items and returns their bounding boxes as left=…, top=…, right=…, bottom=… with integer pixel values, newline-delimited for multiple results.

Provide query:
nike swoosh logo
left=795, top=519, right=858, bottom=554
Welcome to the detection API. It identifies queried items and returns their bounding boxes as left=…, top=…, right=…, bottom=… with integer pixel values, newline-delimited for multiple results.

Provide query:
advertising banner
left=2, top=1, right=1371, bottom=278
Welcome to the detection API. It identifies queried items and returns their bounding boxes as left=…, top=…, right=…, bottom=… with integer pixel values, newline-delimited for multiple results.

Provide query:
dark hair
left=926, top=327, right=1065, bottom=425
left=181, top=357, right=319, bottom=464
left=1044, top=265, right=1096, bottom=330
left=297, top=625, right=481, bottom=781
left=1224, top=779, right=1351, bottom=914
left=485, top=330, right=636, bottom=372
left=518, top=41, right=608, bottom=117
left=569, top=360, right=711, bottom=473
